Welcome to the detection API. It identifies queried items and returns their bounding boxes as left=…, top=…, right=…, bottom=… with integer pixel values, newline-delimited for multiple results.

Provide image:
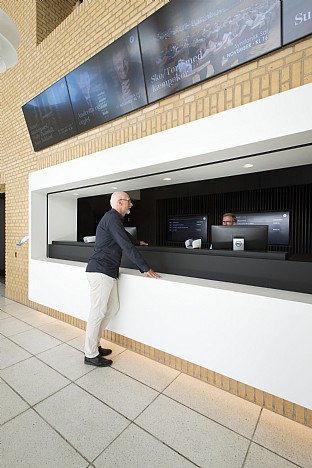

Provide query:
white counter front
left=29, top=258, right=312, bottom=410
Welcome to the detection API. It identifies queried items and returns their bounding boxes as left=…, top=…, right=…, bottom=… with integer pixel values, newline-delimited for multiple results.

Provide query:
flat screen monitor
left=96, top=27, right=147, bottom=119
left=211, top=225, right=268, bottom=251
left=167, top=214, right=208, bottom=243
left=66, top=53, right=114, bottom=132
left=234, top=211, right=290, bottom=245
left=66, top=27, right=147, bottom=131
left=138, top=0, right=281, bottom=103
left=22, top=78, right=77, bottom=151
left=282, top=0, right=312, bottom=45
left=125, top=226, right=138, bottom=240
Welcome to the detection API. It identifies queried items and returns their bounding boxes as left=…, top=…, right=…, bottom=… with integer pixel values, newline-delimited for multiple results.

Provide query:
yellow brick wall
left=36, top=0, right=77, bottom=44
left=0, top=0, right=311, bottom=427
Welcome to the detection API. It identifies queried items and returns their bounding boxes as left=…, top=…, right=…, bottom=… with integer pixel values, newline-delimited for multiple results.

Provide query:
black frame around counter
left=48, top=241, right=312, bottom=295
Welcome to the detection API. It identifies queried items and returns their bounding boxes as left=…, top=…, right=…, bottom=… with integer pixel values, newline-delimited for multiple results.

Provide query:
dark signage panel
left=23, top=1, right=286, bottom=150
left=99, top=27, right=148, bottom=118
left=167, top=214, right=208, bottom=243
left=282, top=0, right=312, bottom=45
left=139, top=0, right=281, bottom=103
left=66, top=27, right=147, bottom=132
left=22, top=78, right=77, bottom=152
left=235, top=211, right=290, bottom=245
left=66, top=54, right=113, bottom=132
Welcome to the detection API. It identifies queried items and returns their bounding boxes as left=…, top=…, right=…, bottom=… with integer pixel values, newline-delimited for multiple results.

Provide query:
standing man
left=84, top=191, right=160, bottom=367
left=222, top=213, right=237, bottom=226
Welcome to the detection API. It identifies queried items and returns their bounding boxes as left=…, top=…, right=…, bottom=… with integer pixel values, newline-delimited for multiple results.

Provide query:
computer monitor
left=125, top=226, right=138, bottom=240
left=211, top=225, right=268, bottom=251
left=234, top=211, right=290, bottom=245
left=167, top=214, right=208, bottom=243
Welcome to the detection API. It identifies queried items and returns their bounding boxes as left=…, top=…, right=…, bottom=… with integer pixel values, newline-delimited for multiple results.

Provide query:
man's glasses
left=119, top=198, right=132, bottom=203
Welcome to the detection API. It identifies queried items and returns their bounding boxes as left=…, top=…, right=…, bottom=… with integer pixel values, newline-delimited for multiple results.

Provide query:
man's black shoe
left=84, top=355, right=113, bottom=367
left=98, top=346, right=112, bottom=357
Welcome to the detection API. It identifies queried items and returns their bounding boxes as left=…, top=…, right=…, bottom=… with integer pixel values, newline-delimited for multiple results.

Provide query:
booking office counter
left=29, top=85, right=312, bottom=411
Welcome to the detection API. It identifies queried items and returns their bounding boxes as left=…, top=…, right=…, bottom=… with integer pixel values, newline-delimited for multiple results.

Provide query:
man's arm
left=146, top=269, right=160, bottom=279
left=110, top=216, right=158, bottom=275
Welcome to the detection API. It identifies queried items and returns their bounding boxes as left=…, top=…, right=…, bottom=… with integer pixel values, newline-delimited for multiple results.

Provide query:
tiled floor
left=1, top=281, right=312, bottom=468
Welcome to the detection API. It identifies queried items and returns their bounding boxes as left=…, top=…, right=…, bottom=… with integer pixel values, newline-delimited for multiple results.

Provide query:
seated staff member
left=222, top=213, right=237, bottom=226
left=85, top=191, right=160, bottom=367
left=210, top=213, right=237, bottom=249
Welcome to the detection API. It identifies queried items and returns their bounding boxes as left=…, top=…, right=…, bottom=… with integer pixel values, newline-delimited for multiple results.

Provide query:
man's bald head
left=110, top=192, right=133, bottom=216
left=110, top=192, right=128, bottom=208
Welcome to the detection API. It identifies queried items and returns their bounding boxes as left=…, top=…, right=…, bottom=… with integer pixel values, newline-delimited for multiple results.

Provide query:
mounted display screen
left=234, top=211, right=290, bottom=245
left=22, top=78, right=77, bottom=151
left=66, top=27, right=147, bottom=133
left=65, top=53, right=114, bottom=132
left=282, top=0, right=312, bottom=45
left=23, top=0, right=286, bottom=150
left=138, top=0, right=281, bottom=103
left=167, top=214, right=208, bottom=243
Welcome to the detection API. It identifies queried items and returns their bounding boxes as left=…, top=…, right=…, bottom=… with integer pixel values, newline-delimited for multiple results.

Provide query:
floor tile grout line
left=89, top=420, right=133, bottom=465
left=0, top=335, right=72, bottom=371
left=156, top=390, right=255, bottom=443
left=1, top=376, right=122, bottom=466
left=73, top=378, right=159, bottom=424
left=2, top=298, right=310, bottom=468
left=1, top=315, right=270, bottom=450
left=0, top=376, right=74, bottom=424
left=94, top=416, right=200, bottom=468
left=0, top=406, right=31, bottom=427
left=71, top=382, right=198, bottom=464
left=241, top=406, right=263, bottom=467
left=250, top=441, right=304, bottom=468
left=86, top=389, right=200, bottom=468
left=0, top=307, right=85, bottom=339
left=30, top=405, right=93, bottom=465
left=2, top=349, right=309, bottom=468
left=251, top=406, right=263, bottom=441
left=240, top=408, right=305, bottom=468
left=133, top=420, right=201, bottom=467
left=132, top=390, right=251, bottom=464
left=3, top=324, right=259, bottom=445
left=0, top=377, right=290, bottom=468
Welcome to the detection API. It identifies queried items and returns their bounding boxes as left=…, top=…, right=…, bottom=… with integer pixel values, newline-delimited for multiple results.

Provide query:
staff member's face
left=222, top=216, right=236, bottom=226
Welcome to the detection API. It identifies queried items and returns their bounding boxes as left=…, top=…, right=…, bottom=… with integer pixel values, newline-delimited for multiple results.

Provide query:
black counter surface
left=48, top=241, right=312, bottom=294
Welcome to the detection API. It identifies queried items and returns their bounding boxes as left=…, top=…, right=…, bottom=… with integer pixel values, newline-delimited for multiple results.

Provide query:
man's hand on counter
left=146, top=268, right=161, bottom=279
left=139, top=240, right=148, bottom=246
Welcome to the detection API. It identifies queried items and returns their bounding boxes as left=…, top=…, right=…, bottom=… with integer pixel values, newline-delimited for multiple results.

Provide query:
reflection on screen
left=66, top=54, right=112, bottom=132
left=22, top=78, right=77, bottom=151
left=138, top=0, right=281, bottom=103
left=102, top=27, right=148, bottom=117
left=66, top=27, right=148, bottom=132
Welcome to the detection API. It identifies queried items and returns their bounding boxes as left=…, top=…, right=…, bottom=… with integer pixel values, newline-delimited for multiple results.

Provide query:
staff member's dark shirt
left=86, top=209, right=149, bottom=278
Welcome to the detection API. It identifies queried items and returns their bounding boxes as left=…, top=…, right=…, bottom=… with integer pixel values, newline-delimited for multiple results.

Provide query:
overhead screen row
left=22, top=0, right=312, bottom=151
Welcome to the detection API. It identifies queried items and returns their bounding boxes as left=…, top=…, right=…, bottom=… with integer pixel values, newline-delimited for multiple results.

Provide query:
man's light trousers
left=84, top=272, right=119, bottom=358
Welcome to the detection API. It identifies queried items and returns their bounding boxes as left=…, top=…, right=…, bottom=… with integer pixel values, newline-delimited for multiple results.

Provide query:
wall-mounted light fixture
left=0, top=8, right=20, bottom=73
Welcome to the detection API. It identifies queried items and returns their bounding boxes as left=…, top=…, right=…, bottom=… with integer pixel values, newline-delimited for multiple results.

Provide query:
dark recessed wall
left=77, top=165, right=312, bottom=257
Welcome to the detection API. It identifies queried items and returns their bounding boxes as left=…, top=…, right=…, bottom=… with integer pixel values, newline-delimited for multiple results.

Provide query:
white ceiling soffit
left=34, top=84, right=312, bottom=198
left=55, top=143, right=311, bottom=199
